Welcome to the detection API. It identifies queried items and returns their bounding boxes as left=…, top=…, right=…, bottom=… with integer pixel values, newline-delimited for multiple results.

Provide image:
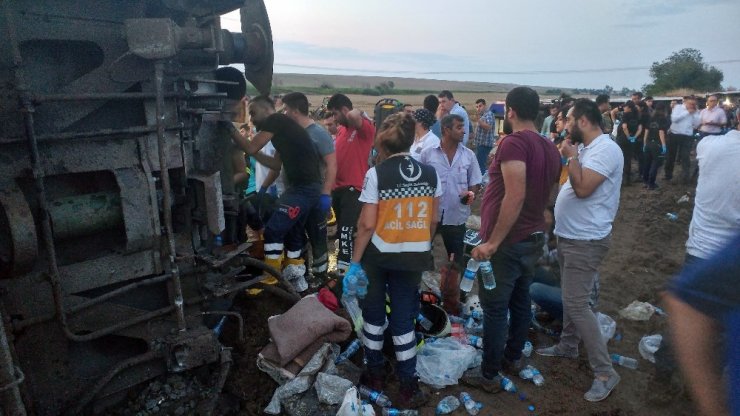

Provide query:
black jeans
left=616, top=135, right=638, bottom=183
left=642, top=142, right=663, bottom=187
left=664, top=133, right=693, bottom=182
left=436, top=224, right=466, bottom=270
left=331, top=186, right=362, bottom=273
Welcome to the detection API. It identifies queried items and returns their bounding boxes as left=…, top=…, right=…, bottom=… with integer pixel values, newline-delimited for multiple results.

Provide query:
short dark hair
left=632, top=91, right=644, bottom=99
left=377, top=113, right=415, bottom=154
left=250, top=95, right=275, bottom=109
left=595, top=94, right=610, bottom=105
left=645, top=96, right=654, bottom=101
left=571, top=98, right=602, bottom=126
left=475, top=98, right=486, bottom=105
left=403, top=103, right=413, bottom=108
left=505, top=87, right=540, bottom=121
left=440, top=114, right=464, bottom=132
left=327, top=93, right=353, bottom=111
left=423, top=95, right=439, bottom=113
left=282, top=92, right=309, bottom=115
left=438, top=90, right=454, bottom=100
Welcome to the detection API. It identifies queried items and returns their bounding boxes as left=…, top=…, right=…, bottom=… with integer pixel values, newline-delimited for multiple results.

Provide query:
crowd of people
left=218, top=67, right=739, bottom=413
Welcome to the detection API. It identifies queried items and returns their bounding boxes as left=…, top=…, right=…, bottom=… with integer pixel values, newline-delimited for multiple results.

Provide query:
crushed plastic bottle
left=665, top=212, right=678, bottom=221
left=460, top=259, right=480, bottom=292
left=611, top=353, right=638, bottom=369
left=500, top=375, right=517, bottom=392
left=467, top=335, right=483, bottom=349
left=459, top=392, right=482, bottom=415
left=358, top=385, right=392, bottom=408
left=335, top=339, right=362, bottom=364
left=435, top=395, right=460, bottom=415
left=522, top=341, right=533, bottom=357
left=382, top=409, right=418, bottom=416
left=519, top=365, right=544, bottom=386
left=479, top=260, right=496, bottom=290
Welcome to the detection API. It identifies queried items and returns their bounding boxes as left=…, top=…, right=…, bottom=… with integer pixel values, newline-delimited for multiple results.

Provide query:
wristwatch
left=566, top=156, right=577, bottom=166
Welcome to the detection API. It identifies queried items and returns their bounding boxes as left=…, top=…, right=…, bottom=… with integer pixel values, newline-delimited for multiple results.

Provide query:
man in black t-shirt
left=226, top=96, right=323, bottom=292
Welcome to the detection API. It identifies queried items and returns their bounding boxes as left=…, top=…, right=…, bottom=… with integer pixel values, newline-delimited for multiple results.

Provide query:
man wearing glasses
left=699, top=95, right=727, bottom=138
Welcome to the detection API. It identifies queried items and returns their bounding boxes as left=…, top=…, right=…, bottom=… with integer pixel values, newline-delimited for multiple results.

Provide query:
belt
left=520, top=232, right=545, bottom=243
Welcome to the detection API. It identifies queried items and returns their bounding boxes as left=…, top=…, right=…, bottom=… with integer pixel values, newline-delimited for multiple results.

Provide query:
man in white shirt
left=537, top=99, right=624, bottom=402
left=685, top=110, right=740, bottom=264
left=420, top=114, right=482, bottom=269
left=665, top=96, right=700, bottom=183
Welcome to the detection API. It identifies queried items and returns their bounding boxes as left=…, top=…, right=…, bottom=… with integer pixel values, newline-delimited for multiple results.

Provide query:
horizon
left=222, top=0, right=740, bottom=91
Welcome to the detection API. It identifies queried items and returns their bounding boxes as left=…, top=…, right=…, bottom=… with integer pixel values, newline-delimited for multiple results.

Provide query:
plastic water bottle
left=665, top=212, right=678, bottom=221
left=522, top=341, right=533, bottom=357
left=417, top=312, right=434, bottom=331
left=213, top=235, right=223, bottom=247
left=519, top=365, right=545, bottom=386
left=212, top=316, right=227, bottom=337
left=459, top=392, right=482, bottom=415
left=382, top=409, right=418, bottom=416
left=500, top=375, right=517, bottom=392
left=358, top=385, right=392, bottom=408
left=467, top=335, right=483, bottom=348
left=479, top=260, right=496, bottom=290
left=356, top=269, right=368, bottom=299
left=611, top=353, right=638, bottom=369
left=335, top=339, right=362, bottom=364
left=465, top=310, right=483, bottom=320
left=435, top=395, right=460, bottom=415
left=341, top=295, right=364, bottom=334
left=460, top=259, right=480, bottom=292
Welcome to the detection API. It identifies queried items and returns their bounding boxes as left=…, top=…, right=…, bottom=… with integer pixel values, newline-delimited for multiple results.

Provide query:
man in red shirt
left=462, top=86, right=561, bottom=392
left=327, top=94, right=376, bottom=273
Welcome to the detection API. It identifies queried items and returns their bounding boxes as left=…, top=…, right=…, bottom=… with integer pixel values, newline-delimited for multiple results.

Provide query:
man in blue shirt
left=473, top=98, right=496, bottom=175
left=421, top=114, right=482, bottom=269
left=438, top=90, right=471, bottom=146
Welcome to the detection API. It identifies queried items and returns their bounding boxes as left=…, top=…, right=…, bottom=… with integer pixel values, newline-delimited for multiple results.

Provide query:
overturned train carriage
left=0, top=0, right=277, bottom=413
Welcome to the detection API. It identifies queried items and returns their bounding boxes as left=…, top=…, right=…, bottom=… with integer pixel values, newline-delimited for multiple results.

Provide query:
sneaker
left=460, top=368, right=503, bottom=393
left=584, top=372, right=620, bottom=402
left=359, top=369, right=385, bottom=392
left=536, top=344, right=578, bottom=359
left=397, top=378, right=429, bottom=409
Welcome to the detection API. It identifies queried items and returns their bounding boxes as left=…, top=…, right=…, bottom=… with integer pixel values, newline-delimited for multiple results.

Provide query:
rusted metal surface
left=0, top=0, right=274, bottom=413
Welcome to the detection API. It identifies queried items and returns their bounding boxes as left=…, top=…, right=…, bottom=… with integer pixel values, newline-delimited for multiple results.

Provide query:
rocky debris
left=112, top=373, right=215, bottom=416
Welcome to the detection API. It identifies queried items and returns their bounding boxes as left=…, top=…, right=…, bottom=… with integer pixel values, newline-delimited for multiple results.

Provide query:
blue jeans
left=263, top=183, right=321, bottom=257
left=360, top=263, right=421, bottom=380
left=475, top=145, right=492, bottom=175
left=479, top=234, right=544, bottom=377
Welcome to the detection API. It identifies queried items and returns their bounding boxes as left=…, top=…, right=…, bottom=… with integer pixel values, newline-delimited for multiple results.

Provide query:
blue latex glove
left=343, top=262, right=363, bottom=297
left=318, top=194, right=332, bottom=214
left=628, top=135, right=637, bottom=143
left=661, top=145, right=667, bottom=154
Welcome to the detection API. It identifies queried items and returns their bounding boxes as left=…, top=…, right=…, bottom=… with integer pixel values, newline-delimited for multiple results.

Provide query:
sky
left=221, top=0, right=740, bottom=91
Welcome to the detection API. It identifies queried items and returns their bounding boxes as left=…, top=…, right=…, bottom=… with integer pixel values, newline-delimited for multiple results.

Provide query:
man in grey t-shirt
left=283, top=92, right=336, bottom=281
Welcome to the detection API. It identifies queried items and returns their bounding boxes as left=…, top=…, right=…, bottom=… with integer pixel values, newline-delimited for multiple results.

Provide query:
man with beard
left=536, top=99, right=624, bottom=402
left=462, top=87, right=560, bottom=392
left=327, top=93, right=376, bottom=274
left=226, top=96, right=323, bottom=292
